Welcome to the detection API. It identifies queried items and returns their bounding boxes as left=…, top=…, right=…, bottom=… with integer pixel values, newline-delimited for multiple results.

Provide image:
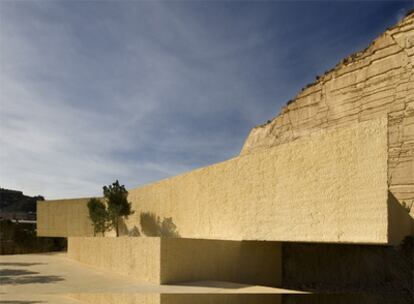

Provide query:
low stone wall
left=69, top=294, right=282, bottom=304
left=68, top=237, right=161, bottom=284
left=68, top=237, right=281, bottom=286
left=69, top=294, right=160, bottom=304
left=160, top=238, right=281, bottom=286
left=161, top=294, right=282, bottom=304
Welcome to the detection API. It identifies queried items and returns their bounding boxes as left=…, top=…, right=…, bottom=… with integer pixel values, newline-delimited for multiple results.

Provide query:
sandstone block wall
left=69, top=294, right=282, bottom=304
left=67, top=237, right=281, bottom=286
left=160, top=238, right=281, bottom=286
left=38, top=119, right=405, bottom=244
left=37, top=198, right=93, bottom=237
left=69, top=294, right=160, bottom=304
left=240, top=13, right=414, bottom=217
left=68, top=237, right=161, bottom=284
left=125, top=118, right=391, bottom=244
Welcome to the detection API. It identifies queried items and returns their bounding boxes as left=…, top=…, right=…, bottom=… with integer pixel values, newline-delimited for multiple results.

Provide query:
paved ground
left=0, top=253, right=306, bottom=303
left=0, top=294, right=83, bottom=304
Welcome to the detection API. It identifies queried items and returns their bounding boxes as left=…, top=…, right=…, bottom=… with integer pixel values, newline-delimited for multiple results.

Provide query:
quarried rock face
left=241, top=12, right=414, bottom=214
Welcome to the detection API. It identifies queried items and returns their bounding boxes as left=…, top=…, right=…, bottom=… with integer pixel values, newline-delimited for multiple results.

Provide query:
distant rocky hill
left=0, top=189, right=66, bottom=254
left=0, top=188, right=44, bottom=214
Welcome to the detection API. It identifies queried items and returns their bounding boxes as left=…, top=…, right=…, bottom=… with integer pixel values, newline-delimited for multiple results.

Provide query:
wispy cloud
left=0, top=1, right=411, bottom=198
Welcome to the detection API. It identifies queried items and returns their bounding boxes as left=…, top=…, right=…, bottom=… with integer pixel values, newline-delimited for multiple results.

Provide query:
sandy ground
left=0, top=293, right=84, bottom=304
left=0, top=252, right=306, bottom=303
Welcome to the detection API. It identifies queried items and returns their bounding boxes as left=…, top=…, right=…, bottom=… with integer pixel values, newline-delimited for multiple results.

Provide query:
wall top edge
left=42, top=117, right=388, bottom=203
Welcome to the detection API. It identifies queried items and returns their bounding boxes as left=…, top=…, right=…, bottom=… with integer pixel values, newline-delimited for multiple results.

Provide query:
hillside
left=0, top=188, right=44, bottom=214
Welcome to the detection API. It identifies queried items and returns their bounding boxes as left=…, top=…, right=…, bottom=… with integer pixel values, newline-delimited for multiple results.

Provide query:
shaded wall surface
left=160, top=238, right=281, bottom=286
left=38, top=119, right=398, bottom=244
left=282, top=237, right=413, bottom=304
left=282, top=294, right=411, bottom=304
left=161, top=295, right=282, bottom=304
left=241, top=13, right=414, bottom=219
left=68, top=237, right=281, bottom=286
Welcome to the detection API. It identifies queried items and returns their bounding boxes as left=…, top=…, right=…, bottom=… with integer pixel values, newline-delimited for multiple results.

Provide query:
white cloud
left=0, top=1, right=251, bottom=198
left=1, top=1, right=407, bottom=199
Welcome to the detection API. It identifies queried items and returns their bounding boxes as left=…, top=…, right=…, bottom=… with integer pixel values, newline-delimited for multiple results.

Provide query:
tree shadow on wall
left=118, top=220, right=141, bottom=237
left=140, top=212, right=180, bottom=237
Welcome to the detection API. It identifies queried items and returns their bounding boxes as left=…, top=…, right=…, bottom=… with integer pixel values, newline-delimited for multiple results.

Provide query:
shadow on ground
left=0, top=269, right=38, bottom=276
left=0, top=301, right=45, bottom=304
left=0, top=263, right=45, bottom=267
left=0, top=268, right=64, bottom=285
left=174, top=280, right=251, bottom=290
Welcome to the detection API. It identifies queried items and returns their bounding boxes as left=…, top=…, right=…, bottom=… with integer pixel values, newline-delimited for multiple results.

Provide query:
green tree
left=87, top=198, right=109, bottom=236
left=103, top=180, right=134, bottom=237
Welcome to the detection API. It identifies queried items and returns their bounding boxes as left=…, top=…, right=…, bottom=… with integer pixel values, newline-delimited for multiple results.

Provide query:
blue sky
left=1, top=1, right=412, bottom=199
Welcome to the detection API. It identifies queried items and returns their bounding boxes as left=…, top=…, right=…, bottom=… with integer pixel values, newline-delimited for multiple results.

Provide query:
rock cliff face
left=241, top=12, right=414, bottom=212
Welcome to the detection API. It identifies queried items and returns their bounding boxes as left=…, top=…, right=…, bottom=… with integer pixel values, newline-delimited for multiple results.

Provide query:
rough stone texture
left=68, top=237, right=161, bottom=284
left=70, top=294, right=160, bottom=304
left=68, top=237, right=281, bottom=287
left=241, top=13, right=414, bottom=218
left=125, top=119, right=390, bottom=244
left=69, top=294, right=282, bottom=304
left=160, top=238, right=281, bottom=286
left=37, top=198, right=93, bottom=237
left=38, top=119, right=399, bottom=244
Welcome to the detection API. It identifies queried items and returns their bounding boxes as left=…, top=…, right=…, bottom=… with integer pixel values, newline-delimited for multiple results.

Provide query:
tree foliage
left=103, top=180, right=134, bottom=237
left=87, top=198, right=109, bottom=236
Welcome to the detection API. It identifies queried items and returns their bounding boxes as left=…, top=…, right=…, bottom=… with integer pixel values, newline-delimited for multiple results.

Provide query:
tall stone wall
left=38, top=119, right=412, bottom=244
left=37, top=198, right=93, bottom=237
left=241, top=12, right=414, bottom=215
left=125, top=119, right=392, bottom=244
